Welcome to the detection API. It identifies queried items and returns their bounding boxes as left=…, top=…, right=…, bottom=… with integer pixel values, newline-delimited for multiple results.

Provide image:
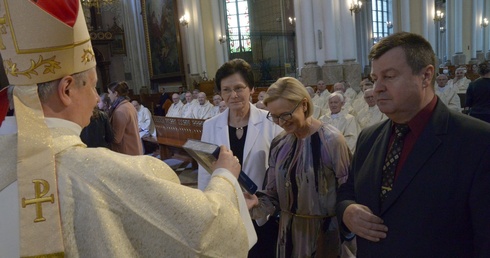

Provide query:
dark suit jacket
left=337, top=100, right=490, bottom=257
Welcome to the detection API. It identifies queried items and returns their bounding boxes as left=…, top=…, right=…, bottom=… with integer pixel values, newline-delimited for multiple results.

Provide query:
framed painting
left=111, top=32, right=126, bottom=55
left=141, top=0, right=184, bottom=80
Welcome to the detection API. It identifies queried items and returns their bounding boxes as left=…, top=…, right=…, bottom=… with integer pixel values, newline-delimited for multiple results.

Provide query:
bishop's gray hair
left=37, top=70, right=90, bottom=103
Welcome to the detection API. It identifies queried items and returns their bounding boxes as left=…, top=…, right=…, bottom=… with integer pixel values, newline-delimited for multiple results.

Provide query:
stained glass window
left=225, top=0, right=252, bottom=53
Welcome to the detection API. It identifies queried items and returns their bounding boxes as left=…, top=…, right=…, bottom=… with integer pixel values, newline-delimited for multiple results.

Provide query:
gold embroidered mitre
left=0, top=0, right=95, bottom=85
left=0, top=1, right=95, bottom=257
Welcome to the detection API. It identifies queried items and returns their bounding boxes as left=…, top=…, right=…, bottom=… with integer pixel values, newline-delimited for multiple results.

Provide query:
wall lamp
left=218, top=35, right=227, bottom=44
left=349, top=1, right=362, bottom=16
left=482, top=18, right=489, bottom=28
left=434, top=10, right=444, bottom=21
left=386, top=21, right=393, bottom=29
left=179, top=14, right=189, bottom=27
left=288, top=17, right=296, bottom=25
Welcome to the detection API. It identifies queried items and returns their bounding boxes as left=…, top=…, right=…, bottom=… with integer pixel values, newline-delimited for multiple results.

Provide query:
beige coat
left=110, top=100, right=143, bottom=155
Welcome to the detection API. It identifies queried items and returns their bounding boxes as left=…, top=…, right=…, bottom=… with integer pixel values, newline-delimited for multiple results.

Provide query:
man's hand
left=243, top=192, right=258, bottom=210
left=343, top=204, right=388, bottom=242
left=212, top=145, right=241, bottom=179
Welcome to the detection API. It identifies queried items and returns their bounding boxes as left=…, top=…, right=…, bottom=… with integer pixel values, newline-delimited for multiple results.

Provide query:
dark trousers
left=248, top=218, right=278, bottom=258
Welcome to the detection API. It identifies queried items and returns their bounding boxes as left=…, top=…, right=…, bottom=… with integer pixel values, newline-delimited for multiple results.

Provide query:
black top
left=80, top=110, right=114, bottom=148
left=228, top=125, right=248, bottom=166
left=155, top=93, right=170, bottom=116
left=466, top=77, right=490, bottom=114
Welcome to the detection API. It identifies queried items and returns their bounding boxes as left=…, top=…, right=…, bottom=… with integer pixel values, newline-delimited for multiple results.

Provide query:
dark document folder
left=183, top=139, right=258, bottom=194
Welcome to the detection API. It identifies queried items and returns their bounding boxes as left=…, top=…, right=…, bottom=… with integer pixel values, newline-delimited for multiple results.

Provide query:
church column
left=181, top=0, right=200, bottom=87
left=191, top=0, right=208, bottom=76
left=452, top=0, right=466, bottom=65
left=357, top=0, right=373, bottom=82
left=473, top=0, right=485, bottom=62
left=400, top=0, right=411, bottom=31
left=445, top=0, right=453, bottom=64
left=340, top=0, right=361, bottom=91
left=293, top=0, right=304, bottom=78
left=297, top=0, right=321, bottom=86
left=422, top=0, right=436, bottom=60
left=120, top=0, right=150, bottom=93
left=211, top=0, right=227, bottom=67
left=484, top=0, right=490, bottom=59
left=321, top=0, right=342, bottom=85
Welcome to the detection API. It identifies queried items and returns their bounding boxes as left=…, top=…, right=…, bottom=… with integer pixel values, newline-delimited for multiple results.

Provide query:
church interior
left=86, top=0, right=485, bottom=94
left=76, top=0, right=486, bottom=176
left=1, top=1, right=489, bottom=256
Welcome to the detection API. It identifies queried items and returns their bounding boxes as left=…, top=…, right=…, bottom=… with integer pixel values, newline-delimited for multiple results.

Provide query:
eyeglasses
left=267, top=100, right=302, bottom=124
left=221, top=86, right=247, bottom=95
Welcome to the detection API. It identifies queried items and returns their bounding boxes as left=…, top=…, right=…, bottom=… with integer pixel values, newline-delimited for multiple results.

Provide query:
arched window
left=372, top=0, right=392, bottom=44
left=225, top=0, right=252, bottom=53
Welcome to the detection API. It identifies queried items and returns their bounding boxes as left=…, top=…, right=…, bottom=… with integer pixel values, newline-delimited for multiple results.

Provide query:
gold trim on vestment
left=21, top=252, right=65, bottom=258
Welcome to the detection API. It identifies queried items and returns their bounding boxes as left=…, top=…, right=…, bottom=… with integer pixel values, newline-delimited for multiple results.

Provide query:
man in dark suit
left=337, top=32, right=490, bottom=257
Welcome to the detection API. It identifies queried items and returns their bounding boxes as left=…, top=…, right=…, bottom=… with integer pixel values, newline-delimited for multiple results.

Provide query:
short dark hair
left=215, top=58, right=254, bottom=91
left=369, top=32, right=436, bottom=76
left=108, top=81, right=130, bottom=97
left=478, top=61, right=490, bottom=76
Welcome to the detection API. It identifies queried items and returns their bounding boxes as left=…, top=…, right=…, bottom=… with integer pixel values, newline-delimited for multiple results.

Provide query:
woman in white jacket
left=198, top=59, right=282, bottom=258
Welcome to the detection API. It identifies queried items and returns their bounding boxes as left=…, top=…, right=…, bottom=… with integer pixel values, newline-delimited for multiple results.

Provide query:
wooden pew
left=152, top=116, right=205, bottom=167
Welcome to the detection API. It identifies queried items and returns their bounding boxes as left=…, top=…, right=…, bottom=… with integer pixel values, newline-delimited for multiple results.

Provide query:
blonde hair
left=263, top=77, right=313, bottom=118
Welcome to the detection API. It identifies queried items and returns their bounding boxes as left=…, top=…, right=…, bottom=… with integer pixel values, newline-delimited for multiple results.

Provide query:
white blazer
left=198, top=104, right=283, bottom=191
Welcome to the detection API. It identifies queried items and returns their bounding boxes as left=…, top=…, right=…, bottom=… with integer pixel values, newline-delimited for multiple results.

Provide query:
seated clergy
left=344, top=81, right=358, bottom=102
left=211, top=94, right=223, bottom=117
left=311, top=80, right=330, bottom=114
left=352, top=81, right=374, bottom=116
left=131, top=99, right=156, bottom=138
left=181, top=91, right=195, bottom=118
left=190, top=92, right=214, bottom=119
left=435, top=74, right=461, bottom=112
left=448, top=66, right=472, bottom=93
left=333, top=82, right=354, bottom=114
left=320, top=92, right=360, bottom=154
left=218, top=100, right=228, bottom=113
left=357, top=88, right=388, bottom=129
left=166, top=93, right=184, bottom=117
left=307, top=86, right=324, bottom=119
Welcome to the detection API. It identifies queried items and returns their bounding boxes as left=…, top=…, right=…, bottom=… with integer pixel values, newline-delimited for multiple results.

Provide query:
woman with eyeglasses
left=198, top=58, right=283, bottom=257
left=246, top=77, right=351, bottom=258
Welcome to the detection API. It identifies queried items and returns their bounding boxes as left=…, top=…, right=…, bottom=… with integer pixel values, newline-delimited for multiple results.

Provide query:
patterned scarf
left=108, top=96, right=127, bottom=118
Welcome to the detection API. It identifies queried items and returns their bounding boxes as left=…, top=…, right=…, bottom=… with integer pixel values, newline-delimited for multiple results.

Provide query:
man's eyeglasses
left=267, top=100, right=302, bottom=123
left=221, top=86, right=247, bottom=95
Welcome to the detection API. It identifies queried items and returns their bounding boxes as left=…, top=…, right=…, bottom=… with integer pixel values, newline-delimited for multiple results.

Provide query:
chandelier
left=82, top=0, right=117, bottom=14
left=433, top=10, right=444, bottom=22
left=349, top=1, right=362, bottom=16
